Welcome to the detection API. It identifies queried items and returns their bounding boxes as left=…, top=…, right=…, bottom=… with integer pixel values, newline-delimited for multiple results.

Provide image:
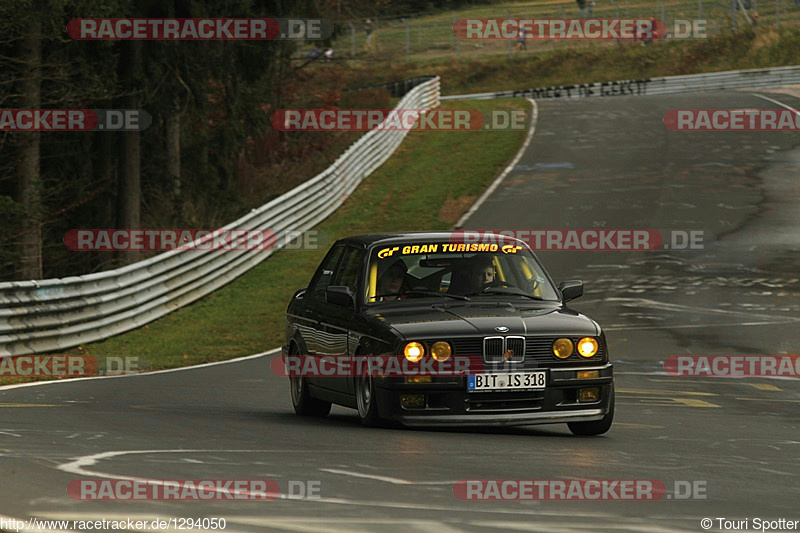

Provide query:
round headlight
left=403, top=342, right=425, bottom=362
left=431, top=341, right=452, bottom=362
left=577, top=337, right=599, bottom=358
left=553, top=338, right=574, bottom=359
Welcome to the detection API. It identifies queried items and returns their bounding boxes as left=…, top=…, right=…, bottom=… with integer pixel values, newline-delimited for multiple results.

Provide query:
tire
left=354, top=371, right=382, bottom=427
left=568, top=384, right=614, bottom=436
left=288, top=346, right=331, bottom=417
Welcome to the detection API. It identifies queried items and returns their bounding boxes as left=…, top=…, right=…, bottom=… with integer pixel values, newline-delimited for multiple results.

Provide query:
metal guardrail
left=344, top=76, right=441, bottom=97
left=0, top=76, right=441, bottom=356
left=441, top=65, right=800, bottom=100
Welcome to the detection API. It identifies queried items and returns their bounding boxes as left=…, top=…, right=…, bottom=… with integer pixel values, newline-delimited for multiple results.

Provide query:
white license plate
left=468, top=371, right=546, bottom=392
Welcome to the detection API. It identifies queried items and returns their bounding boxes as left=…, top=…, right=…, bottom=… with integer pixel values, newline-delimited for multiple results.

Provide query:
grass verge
left=389, top=27, right=800, bottom=95
left=358, top=1, right=800, bottom=66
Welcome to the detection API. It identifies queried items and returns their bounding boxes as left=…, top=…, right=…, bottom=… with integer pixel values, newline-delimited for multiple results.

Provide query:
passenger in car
left=377, top=259, right=408, bottom=300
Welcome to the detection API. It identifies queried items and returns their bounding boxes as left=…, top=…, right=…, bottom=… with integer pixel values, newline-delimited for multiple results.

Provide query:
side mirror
left=326, top=286, right=355, bottom=308
left=292, top=288, right=306, bottom=300
left=558, top=280, right=583, bottom=303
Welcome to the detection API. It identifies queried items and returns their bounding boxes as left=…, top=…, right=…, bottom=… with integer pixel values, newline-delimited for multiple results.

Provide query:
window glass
left=307, top=245, right=344, bottom=301
left=365, top=243, right=558, bottom=304
left=333, top=247, right=364, bottom=294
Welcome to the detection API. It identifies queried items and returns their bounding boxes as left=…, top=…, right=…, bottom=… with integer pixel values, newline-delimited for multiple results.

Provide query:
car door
left=302, top=244, right=346, bottom=364
left=328, top=245, right=365, bottom=394
left=315, top=245, right=363, bottom=394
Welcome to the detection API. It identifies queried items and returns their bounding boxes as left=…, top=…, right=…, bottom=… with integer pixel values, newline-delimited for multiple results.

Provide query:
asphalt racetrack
left=2, top=89, right=800, bottom=532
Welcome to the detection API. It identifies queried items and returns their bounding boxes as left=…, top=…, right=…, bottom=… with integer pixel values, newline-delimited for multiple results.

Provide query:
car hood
left=367, top=303, right=599, bottom=339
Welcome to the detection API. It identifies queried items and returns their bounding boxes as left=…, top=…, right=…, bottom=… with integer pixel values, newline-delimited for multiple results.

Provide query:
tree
left=16, top=13, right=43, bottom=279
left=115, top=39, right=143, bottom=265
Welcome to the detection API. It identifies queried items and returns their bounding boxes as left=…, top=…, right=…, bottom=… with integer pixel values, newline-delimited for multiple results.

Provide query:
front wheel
left=355, top=372, right=382, bottom=426
left=568, top=385, right=614, bottom=436
left=290, top=374, right=331, bottom=417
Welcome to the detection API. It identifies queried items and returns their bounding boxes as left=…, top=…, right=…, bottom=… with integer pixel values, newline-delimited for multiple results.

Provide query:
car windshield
left=365, top=242, right=559, bottom=304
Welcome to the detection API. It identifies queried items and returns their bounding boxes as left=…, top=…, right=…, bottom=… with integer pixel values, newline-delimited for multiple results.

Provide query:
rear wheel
left=568, top=385, right=614, bottom=436
left=288, top=347, right=331, bottom=417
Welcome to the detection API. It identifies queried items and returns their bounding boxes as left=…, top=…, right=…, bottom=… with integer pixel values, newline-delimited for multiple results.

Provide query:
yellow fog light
left=577, top=370, right=599, bottom=380
left=577, top=337, right=599, bottom=358
left=578, top=388, right=600, bottom=402
left=553, top=338, right=574, bottom=359
left=403, top=342, right=425, bottom=362
left=400, top=394, right=426, bottom=408
left=407, top=376, right=432, bottom=384
left=431, top=341, right=452, bottom=362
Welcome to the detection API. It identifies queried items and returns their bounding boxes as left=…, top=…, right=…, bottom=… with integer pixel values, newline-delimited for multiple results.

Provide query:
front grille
left=505, top=336, right=525, bottom=363
left=450, top=336, right=605, bottom=367
left=483, top=336, right=503, bottom=361
left=450, top=337, right=482, bottom=358
left=481, top=336, right=525, bottom=363
left=526, top=337, right=559, bottom=362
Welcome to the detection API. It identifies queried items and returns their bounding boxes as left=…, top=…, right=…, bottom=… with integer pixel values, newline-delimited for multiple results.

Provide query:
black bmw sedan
left=282, top=232, right=614, bottom=435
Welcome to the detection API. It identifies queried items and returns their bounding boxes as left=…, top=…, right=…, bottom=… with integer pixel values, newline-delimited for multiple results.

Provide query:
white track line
left=0, top=348, right=279, bottom=392
left=319, top=469, right=413, bottom=485
left=319, top=468, right=456, bottom=486
left=55, top=448, right=620, bottom=518
left=751, top=92, right=800, bottom=113
left=51, top=448, right=702, bottom=530
left=454, top=98, right=538, bottom=229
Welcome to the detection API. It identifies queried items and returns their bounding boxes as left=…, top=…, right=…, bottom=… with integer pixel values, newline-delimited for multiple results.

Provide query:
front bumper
left=374, top=363, right=613, bottom=427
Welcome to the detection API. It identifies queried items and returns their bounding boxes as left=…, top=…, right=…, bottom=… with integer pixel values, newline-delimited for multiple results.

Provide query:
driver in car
left=450, top=255, right=497, bottom=295
left=473, top=256, right=495, bottom=290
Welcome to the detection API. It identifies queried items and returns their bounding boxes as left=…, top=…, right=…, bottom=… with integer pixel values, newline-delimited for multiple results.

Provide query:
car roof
left=338, top=231, right=528, bottom=247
